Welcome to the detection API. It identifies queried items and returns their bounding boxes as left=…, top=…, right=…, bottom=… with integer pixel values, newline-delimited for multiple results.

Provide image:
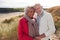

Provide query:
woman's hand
left=34, top=36, right=41, bottom=40
left=39, top=33, right=46, bottom=38
left=34, top=33, right=46, bottom=40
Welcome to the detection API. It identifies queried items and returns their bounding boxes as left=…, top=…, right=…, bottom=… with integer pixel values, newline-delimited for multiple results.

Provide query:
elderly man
left=34, top=4, right=56, bottom=40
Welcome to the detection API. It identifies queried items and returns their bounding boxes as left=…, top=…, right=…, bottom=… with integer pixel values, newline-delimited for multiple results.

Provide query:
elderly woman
left=18, top=7, right=39, bottom=40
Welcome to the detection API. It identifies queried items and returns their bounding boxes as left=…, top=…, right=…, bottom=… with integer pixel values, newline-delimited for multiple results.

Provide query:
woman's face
left=27, top=8, right=35, bottom=18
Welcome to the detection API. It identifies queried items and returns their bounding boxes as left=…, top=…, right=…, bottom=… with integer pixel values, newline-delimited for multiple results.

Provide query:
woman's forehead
left=29, top=9, right=35, bottom=12
left=29, top=7, right=34, bottom=10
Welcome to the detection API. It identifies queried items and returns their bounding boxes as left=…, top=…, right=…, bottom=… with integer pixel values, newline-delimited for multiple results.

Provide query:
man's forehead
left=34, top=4, right=42, bottom=9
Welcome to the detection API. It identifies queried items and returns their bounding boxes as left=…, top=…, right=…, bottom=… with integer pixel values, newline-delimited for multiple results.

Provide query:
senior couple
left=18, top=4, right=56, bottom=40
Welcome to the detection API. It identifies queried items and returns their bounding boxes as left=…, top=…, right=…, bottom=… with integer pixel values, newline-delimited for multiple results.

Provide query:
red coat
left=18, top=17, right=34, bottom=40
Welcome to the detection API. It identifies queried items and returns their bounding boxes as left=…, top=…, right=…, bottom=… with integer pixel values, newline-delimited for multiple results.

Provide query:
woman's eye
left=30, top=11, right=32, bottom=12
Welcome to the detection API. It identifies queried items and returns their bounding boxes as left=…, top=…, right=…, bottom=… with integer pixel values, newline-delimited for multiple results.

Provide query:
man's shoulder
left=43, top=10, right=52, bottom=16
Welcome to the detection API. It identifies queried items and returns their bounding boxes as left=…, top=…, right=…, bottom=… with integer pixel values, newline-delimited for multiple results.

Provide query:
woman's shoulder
left=19, top=17, right=28, bottom=22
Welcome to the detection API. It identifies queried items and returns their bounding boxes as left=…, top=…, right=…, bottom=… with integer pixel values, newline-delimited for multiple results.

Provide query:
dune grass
left=0, top=15, right=23, bottom=40
left=0, top=11, right=60, bottom=40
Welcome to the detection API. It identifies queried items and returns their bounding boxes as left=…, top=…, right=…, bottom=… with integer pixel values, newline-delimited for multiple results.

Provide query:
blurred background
left=0, top=0, right=60, bottom=40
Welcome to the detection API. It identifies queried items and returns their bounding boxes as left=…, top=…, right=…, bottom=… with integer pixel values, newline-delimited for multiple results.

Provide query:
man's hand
left=34, top=33, right=46, bottom=40
left=39, top=33, right=46, bottom=38
left=34, top=36, right=41, bottom=40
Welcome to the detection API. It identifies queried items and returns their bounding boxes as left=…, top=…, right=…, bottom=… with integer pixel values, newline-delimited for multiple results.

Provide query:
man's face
left=34, top=5, right=42, bottom=15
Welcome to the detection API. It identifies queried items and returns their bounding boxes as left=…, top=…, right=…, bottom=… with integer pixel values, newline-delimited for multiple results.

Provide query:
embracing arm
left=44, top=14, right=56, bottom=37
left=38, top=14, right=56, bottom=39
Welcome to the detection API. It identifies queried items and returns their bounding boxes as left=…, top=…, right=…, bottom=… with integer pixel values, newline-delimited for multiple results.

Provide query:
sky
left=0, top=0, right=60, bottom=8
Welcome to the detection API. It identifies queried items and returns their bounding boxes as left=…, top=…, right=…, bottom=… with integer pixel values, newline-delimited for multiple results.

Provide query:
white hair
left=24, top=7, right=29, bottom=14
left=24, top=6, right=34, bottom=15
left=34, top=4, right=43, bottom=9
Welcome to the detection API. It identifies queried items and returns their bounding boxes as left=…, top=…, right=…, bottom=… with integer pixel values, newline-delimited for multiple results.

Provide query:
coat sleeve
left=18, top=18, right=34, bottom=40
left=44, top=13, right=56, bottom=37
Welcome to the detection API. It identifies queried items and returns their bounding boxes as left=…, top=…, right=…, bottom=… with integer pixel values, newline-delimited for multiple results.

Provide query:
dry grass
left=0, top=14, right=23, bottom=40
left=0, top=6, right=60, bottom=40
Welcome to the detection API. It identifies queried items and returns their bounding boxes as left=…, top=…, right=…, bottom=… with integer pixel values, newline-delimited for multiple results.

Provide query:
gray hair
left=34, top=4, right=43, bottom=9
left=24, top=7, right=29, bottom=14
left=24, top=6, right=35, bottom=15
